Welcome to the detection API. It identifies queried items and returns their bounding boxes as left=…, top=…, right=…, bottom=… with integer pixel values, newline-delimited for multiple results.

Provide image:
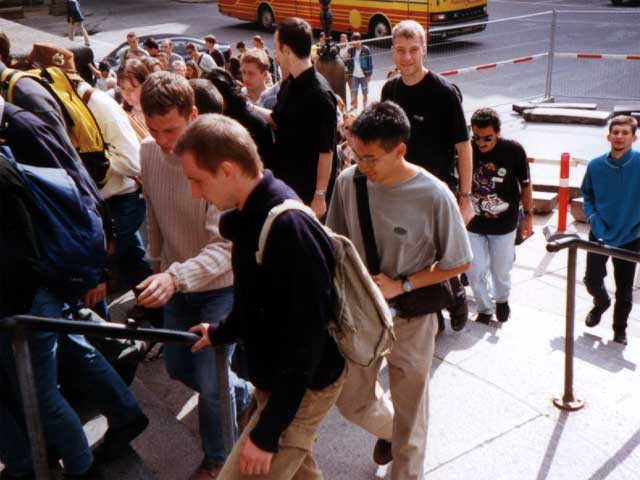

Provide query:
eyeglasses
left=472, top=134, right=495, bottom=143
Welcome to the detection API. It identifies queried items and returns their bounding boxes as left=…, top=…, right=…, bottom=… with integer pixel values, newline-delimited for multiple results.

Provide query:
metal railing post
left=215, top=345, right=236, bottom=457
left=553, top=246, right=584, bottom=411
left=544, top=9, right=558, bottom=100
left=12, top=327, right=52, bottom=480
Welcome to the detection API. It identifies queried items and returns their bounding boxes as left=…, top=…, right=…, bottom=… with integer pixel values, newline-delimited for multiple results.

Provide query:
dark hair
left=470, top=107, right=501, bottom=132
left=276, top=18, right=312, bottom=59
left=0, top=32, right=11, bottom=65
left=350, top=101, right=411, bottom=152
left=98, top=60, right=110, bottom=71
left=609, top=115, right=638, bottom=135
left=204, top=35, right=217, bottom=45
left=351, top=32, right=361, bottom=41
left=174, top=114, right=262, bottom=178
left=141, top=71, right=194, bottom=118
left=185, top=42, right=197, bottom=53
left=143, top=38, right=158, bottom=51
left=190, top=79, right=223, bottom=114
left=117, top=58, right=150, bottom=86
left=202, top=67, right=247, bottom=117
left=236, top=41, right=245, bottom=50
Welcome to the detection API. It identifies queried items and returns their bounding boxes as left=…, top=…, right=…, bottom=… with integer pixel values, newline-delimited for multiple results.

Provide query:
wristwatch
left=524, top=209, right=535, bottom=215
left=400, top=275, right=413, bottom=293
left=459, top=192, right=472, bottom=198
left=315, top=190, right=326, bottom=199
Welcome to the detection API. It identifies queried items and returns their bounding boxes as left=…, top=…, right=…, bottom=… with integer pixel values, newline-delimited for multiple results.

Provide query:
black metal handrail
left=545, top=235, right=640, bottom=411
left=0, top=315, right=236, bottom=480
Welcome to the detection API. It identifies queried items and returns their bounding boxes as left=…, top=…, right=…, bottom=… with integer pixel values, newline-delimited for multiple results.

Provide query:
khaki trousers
left=336, top=313, right=437, bottom=480
left=218, top=367, right=346, bottom=480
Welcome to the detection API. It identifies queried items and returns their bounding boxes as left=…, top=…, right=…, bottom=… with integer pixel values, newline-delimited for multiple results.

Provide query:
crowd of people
left=0, top=10, right=639, bottom=480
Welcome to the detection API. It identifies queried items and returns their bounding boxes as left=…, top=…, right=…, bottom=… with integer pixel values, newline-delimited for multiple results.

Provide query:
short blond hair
left=392, top=20, right=426, bottom=47
left=174, top=114, right=263, bottom=178
left=609, top=115, right=638, bottom=135
left=240, top=48, right=270, bottom=72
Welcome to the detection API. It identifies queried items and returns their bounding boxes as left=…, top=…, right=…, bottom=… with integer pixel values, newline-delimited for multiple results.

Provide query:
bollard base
left=553, top=396, right=584, bottom=411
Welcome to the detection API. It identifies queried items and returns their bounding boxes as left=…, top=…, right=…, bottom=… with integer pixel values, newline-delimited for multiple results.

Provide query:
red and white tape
left=439, top=53, right=548, bottom=77
left=555, top=53, right=640, bottom=61
left=527, top=156, right=589, bottom=167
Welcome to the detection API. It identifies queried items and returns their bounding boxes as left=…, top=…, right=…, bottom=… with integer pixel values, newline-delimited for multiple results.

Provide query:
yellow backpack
left=0, top=66, right=111, bottom=188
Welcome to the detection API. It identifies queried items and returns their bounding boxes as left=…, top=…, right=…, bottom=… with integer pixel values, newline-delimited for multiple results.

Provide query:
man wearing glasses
left=327, top=102, right=472, bottom=480
left=466, top=108, right=533, bottom=324
left=381, top=19, right=473, bottom=334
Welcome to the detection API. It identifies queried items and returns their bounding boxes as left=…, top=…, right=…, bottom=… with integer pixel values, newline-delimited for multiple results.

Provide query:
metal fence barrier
left=0, top=315, right=236, bottom=480
left=546, top=237, right=640, bottom=412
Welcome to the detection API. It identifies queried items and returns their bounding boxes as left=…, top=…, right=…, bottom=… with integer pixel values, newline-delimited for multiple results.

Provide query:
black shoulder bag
left=354, top=169, right=452, bottom=318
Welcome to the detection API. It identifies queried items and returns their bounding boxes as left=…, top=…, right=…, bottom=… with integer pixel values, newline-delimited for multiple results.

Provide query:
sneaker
left=496, top=302, right=510, bottom=323
left=237, top=394, right=257, bottom=435
left=613, top=332, right=628, bottom=345
left=190, top=459, right=224, bottom=480
left=475, top=313, right=492, bottom=324
left=93, top=412, right=149, bottom=463
left=460, top=273, right=469, bottom=287
left=585, top=301, right=610, bottom=328
left=372, top=438, right=392, bottom=466
left=449, top=302, right=468, bottom=332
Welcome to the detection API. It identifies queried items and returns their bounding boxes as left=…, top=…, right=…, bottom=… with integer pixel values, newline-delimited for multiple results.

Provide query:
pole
left=557, top=152, right=570, bottom=233
left=12, top=328, right=52, bottom=480
left=553, top=246, right=584, bottom=411
left=544, top=9, right=557, bottom=100
left=215, top=345, right=236, bottom=457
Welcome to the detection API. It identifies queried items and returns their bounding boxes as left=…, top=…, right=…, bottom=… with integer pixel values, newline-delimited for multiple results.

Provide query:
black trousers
left=584, top=233, right=640, bottom=333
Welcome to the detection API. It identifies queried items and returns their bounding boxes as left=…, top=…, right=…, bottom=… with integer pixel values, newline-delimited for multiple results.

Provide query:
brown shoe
left=190, top=459, right=223, bottom=480
left=373, top=438, right=392, bottom=466
left=237, top=394, right=257, bottom=435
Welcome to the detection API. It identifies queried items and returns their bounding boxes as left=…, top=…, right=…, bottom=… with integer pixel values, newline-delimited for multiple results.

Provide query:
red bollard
left=557, top=152, right=570, bottom=233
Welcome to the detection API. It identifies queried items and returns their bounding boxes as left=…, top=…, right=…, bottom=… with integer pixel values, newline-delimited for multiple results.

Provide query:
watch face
left=403, top=280, right=411, bottom=293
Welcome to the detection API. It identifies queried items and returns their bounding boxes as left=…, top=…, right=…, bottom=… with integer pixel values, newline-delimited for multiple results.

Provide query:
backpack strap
left=0, top=69, right=36, bottom=104
left=255, top=199, right=317, bottom=265
left=353, top=169, right=381, bottom=275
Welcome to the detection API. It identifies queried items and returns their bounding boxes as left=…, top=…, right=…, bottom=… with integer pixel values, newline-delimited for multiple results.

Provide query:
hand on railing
left=189, top=323, right=212, bottom=352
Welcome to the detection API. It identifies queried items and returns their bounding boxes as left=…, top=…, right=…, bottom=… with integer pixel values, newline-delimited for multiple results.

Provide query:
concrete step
left=0, top=6, right=24, bottom=19
left=513, top=102, right=597, bottom=115
left=571, top=197, right=587, bottom=223
left=523, top=108, right=612, bottom=126
left=613, top=105, right=640, bottom=116
left=532, top=191, right=558, bottom=214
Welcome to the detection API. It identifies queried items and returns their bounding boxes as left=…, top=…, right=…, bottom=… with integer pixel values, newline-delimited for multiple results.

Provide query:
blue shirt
left=581, top=148, right=640, bottom=246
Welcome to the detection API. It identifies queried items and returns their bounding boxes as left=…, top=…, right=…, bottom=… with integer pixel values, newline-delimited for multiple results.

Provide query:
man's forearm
left=406, top=262, right=470, bottom=290
left=455, top=140, right=473, bottom=193
left=316, top=152, right=333, bottom=193
left=521, top=185, right=534, bottom=211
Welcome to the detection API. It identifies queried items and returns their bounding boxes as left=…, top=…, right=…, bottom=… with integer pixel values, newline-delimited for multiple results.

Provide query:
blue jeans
left=164, top=288, right=252, bottom=464
left=351, top=76, right=369, bottom=99
left=467, top=230, right=517, bottom=315
left=0, top=288, right=143, bottom=475
left=95, top=190, right=152, bottom=320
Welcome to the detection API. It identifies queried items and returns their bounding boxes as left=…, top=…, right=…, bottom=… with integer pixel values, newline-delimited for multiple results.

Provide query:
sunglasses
left=472, top=134, right=495, bottom=143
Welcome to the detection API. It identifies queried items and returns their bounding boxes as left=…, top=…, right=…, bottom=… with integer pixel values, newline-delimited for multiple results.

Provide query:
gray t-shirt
left=327, top=165, right=473, bottom=279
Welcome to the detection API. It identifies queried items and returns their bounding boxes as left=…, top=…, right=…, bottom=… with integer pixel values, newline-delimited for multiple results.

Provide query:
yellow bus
left=218, top=0, right=488, bottom=40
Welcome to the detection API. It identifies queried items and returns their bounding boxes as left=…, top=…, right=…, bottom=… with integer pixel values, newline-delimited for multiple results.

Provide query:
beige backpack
left=256, top=199, right=395, bottom=367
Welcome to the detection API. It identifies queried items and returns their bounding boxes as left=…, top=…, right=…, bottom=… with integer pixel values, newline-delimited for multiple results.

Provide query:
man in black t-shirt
left=466, top=108, right=533, bottom=324
left=381, top=19, right=473, bottom=334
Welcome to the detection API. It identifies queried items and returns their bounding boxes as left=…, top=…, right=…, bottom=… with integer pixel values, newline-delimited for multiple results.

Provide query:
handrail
left=547, top=237, right=640, bottom=263
left=0, top=315, right=200, bottom=344
left=1, top=314, right=235, bottom=480
left=546, top=235, right=640, bottom=412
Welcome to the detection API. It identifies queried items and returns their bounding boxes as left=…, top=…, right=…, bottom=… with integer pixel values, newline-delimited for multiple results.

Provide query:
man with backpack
left=180, top=114, right=346, bottom=479
left=327, top=102, right=472, bottom=480
left=0, top=142, right=148, bottom=479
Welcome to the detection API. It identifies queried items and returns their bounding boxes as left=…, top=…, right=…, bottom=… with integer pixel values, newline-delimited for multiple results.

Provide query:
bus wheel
left=369, top=16, right=391, bottom=39
left=258, top=4, right=275, bottom=31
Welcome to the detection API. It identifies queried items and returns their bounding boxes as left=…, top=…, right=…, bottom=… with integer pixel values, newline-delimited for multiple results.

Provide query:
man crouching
left=178, top=114, right=346, bottom=478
